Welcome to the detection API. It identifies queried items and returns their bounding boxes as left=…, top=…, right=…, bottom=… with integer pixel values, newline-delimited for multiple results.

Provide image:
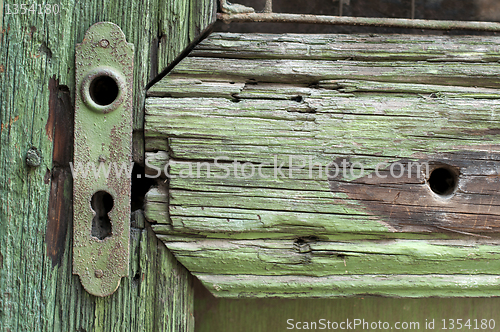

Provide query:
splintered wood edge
left=196, top=274, right=500, bottom=298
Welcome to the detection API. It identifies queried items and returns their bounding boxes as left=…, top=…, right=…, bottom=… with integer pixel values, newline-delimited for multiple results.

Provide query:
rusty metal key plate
left=73, top=22, right=133, bottom=297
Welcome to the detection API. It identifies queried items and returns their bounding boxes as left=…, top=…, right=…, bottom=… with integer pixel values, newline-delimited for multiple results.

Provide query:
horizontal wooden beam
left=198, top=273, right=500, bottom=298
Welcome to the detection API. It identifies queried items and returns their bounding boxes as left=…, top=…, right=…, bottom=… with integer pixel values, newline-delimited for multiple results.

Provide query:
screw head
left=95, top=269, right=104, bottom=278
left=99, top=39, right=109, bottom=48
left=26, top=148, right=42, bottom=167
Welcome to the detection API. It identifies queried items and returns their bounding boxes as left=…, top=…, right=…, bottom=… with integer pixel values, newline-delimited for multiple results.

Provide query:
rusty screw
left=26, top=147, right=42, bottom=167
left=95, top=269, right=104, bottom=278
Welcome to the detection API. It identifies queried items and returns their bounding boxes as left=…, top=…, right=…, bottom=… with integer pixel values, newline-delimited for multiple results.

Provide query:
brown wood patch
left=45, top=76, right=73, bottom=267
left=329, top=150, right=500, bottom=234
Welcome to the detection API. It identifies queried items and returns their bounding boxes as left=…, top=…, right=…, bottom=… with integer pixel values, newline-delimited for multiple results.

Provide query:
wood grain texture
left=197, top=274, right=500, bottom=298
left=145, top=32, right=500, bottom=297
left=188, top=33, right=500, bottom=61
left=145, top=96, right=500, bottom=234
left=158, top=236, right=500, bottom=277
left=0, top=0, right=213, bottom=330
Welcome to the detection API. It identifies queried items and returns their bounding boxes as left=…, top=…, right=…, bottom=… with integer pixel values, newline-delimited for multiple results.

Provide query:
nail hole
left=89, top=75, right=119, bottom=106
left=91, top=191, right=114, bottom=240
left=428, top=166, right=458, bottom=197
left=294, top=236, right=319, bottom=245
left=292, top=95, right=303, bottom=102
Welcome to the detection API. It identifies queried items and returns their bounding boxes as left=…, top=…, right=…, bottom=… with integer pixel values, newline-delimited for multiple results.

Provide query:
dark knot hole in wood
left=91, top=190, right=114, bottom=240
left=89, top=75, right=119, bottom=106
left=427, top=166, right=459, bottom=198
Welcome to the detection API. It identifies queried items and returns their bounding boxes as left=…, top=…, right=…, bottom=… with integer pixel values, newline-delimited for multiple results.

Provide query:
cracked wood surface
left=0, top=0, right=214, bottom=330
left=145, top=32, right=500, bottom=298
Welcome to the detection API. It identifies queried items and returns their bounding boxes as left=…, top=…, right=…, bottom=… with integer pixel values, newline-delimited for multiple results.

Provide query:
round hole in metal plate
left=89, top=75, right=119, bottom=106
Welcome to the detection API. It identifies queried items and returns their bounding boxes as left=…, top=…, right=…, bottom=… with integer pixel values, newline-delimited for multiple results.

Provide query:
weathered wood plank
left=148, top=78, right=246, bottom=98
left=149, top=77, right=500, bottom=100
left=191, top=33, right=500, bottom=62
left=0, top=0, right=212, bottom=329
left=145, top=94, right=500, bottom=234
left=157, top=0, right=191, bottom=73
left=166, top=57, right=500, bottom=87
left=140, top=226, right=195, bottom=331
left=320, top=80, right=500, bottom=98
left=157, top=0, right=215, bottom=79
left=145, top=33, right=500, bottom=298
left=197, top=274, right=500, bottom=298
left=189, top=0, right=216, bottom=43
left=91, top=226, right=194, bottom=332
left=157, top=237, right=500, bottom=277
left=146, top=97, right=500, bottom=163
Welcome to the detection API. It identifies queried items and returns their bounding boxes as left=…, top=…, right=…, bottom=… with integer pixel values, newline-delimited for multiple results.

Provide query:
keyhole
left=91, top=191, right=114, bottom=240
left=89, top=75, right=119, bottom=106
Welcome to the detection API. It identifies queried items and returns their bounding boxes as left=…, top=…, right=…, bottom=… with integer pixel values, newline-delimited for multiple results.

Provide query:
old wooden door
left=2, top=0, right=500, bottom=331
left=0, top=0, right=213, bottom=330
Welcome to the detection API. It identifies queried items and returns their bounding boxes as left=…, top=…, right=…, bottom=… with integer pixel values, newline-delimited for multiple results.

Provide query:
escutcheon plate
left=73, top=22, right=133, bottom=297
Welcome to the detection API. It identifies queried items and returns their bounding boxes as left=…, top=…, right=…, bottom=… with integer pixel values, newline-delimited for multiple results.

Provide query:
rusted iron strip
left=218, top=12, right=500, bottom=31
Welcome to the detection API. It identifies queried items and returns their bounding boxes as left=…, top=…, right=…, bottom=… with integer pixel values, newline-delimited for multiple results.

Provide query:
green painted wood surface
left=0, top=0, right=214, bottom=330
left=145, top=32, right=500, bottom=298
left=187, top=33, right=500, bottom=61
left=157, top=237, right=500, bottom=277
